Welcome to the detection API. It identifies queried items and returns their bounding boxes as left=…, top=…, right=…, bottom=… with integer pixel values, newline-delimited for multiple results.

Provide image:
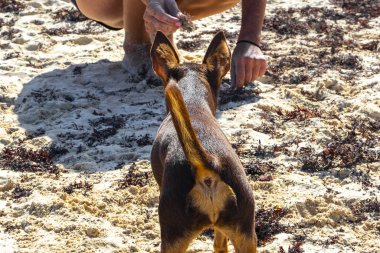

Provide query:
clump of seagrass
left=179, top=13, right=195, bottom=32
left=63, top=181, right=93, bottom=195
left=117, top=163, right=149, bottom=189
left=256, top=206, right=289, bottom=245
left=0, top=146, right=61, bottom=176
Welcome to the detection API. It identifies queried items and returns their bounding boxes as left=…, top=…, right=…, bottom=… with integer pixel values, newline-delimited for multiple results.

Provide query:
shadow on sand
left=14, top=59, right=260, bottom=172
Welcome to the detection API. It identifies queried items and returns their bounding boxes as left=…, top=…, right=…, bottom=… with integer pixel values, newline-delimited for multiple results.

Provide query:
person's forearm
left=239, top=0, right=266, bottom=44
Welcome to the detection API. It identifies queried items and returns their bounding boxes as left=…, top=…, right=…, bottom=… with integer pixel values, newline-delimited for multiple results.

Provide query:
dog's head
left=150, top=31, right=231, bottom=109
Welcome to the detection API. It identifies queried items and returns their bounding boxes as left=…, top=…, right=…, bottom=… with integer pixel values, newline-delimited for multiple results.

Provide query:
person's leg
left=123, top=0, right=150, bottom=45
left=122, top=0, right=152, bottom=73
left=74, top=0, right=240, bottom=73
left=75, top=0, right=149, bottom=43
left=75, top=0, right=124, bottom=28
left=75, top=0, right=240, bottom=43
left=75, top=0, right=150, bottom=73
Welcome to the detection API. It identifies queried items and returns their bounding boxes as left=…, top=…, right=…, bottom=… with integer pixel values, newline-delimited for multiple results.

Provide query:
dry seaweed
left=1, top=27, right=19, bottom=40
left=330, top=0, right=380, bottom=17
left=0, top=0, right=25, bottom=13
left=11, top=185, right=32, bottom=199
left=253, top=122, right=284, bottom=138
left=264, top=9, right=309, bottom=36
left=122, top=133, right=153, bottom=148
left=330, top=54, right=362, bottom=70
left=265, top=5, right=376, bottom=38
left=63, top=181, right=93, bottom=195
left=117, top=163, right=149, bottom=189
left=324, top=235, right=339, bottom=246
left=49, top=144, right=69, bottom=159
left=348, top=198, right=380, bottom=222
left=245, top=160, right=277, bottom=181
left=42, top=27, right=75, bottom=36
left=86, top=128, right=118, bottom=146
left=52, top=7, right=88, bottom=22
left=256, top=206, right=289, bottom=245
left=0, top=17, right=15, bottom=28
left=219, top=84, right=260, bottom=105
left=264, top=5, right=373, bottom=84
left=86, top=116, right=126, bottom=147
left=284, top=106, right=321, bottom=121
left=270, top=56, right=308, bottom=71
left=279, top=241, right=304, bottom=253
left=136, top=134, right=153, bottom=147
left=361, top=41, right=379, bottom=51
left=0, top=146, right=61, bottom=176
left=177, top=40, right=206, bottom=52
left=42, top=24, right=104, bottom=36
left=283, top=73, right=310, bottom=84
left=179, top=13, right=195, bottom=32
left=259, top=105, right=322, bottom=123
left=299, top=119, right=379, bottom=172
left=4, top=51, right=19, bottom=60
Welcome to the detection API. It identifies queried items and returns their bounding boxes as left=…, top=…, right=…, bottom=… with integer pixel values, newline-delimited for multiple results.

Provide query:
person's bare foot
left=122, top=41, right=152, bottom=76
left=122, top=32, right=179, bottom=78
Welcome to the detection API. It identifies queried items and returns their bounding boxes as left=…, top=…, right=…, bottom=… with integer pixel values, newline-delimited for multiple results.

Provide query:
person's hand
left=230, top=42, right=267, bottom=89
left=143, top=0, right=183, bottom=36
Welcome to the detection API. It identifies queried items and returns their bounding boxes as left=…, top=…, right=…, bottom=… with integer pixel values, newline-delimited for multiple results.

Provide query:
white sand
left=1, top=0, right=379, bottom=252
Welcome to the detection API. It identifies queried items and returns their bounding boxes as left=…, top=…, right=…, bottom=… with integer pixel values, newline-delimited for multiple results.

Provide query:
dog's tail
left=165, top=81, right=216, bottom=180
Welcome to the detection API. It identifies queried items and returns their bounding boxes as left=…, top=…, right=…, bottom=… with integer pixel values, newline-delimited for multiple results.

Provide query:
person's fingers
left=147, top=3, right=181, bottom=26
left=230, top=61, right=236, bottom=89
left=251, top=60, right=261, bottom=82
left=258, top=59, right=267, bottom=77
left=144, top=13, right=176, bottom=35
left=244, top=59, right=253, bottom=85
left=235, top=60, right=245, bottom=89
left=166, top=0, right=182, bottom=17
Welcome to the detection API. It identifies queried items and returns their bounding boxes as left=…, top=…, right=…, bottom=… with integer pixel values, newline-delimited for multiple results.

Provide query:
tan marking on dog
left=216, top=227, right=258, bottom=253
left=204, top=40, right=230, bottom=76
left=188, top=173, right=236, bottom=223
left=156, top=43, right=179, bottom=69
left=214, top=228, right=228, bottom=253
left=165, top=83, right=215, bottom=180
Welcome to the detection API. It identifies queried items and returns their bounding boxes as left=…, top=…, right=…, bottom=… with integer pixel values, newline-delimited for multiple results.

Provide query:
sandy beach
left=0, top=0, right=379, bottom=252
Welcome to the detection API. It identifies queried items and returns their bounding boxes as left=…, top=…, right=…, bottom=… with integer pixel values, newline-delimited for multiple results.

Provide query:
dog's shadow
left=14, top=59, right=260, bottom=172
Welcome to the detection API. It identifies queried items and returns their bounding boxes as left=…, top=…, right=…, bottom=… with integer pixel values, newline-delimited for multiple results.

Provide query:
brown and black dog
left=150, top=31, right=257, bottom=253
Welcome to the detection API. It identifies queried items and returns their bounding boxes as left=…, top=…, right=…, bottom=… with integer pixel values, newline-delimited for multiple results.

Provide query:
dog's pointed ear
left=150, top=31, right=180, bottom=82
left=203, top=31, right=231, bottom=80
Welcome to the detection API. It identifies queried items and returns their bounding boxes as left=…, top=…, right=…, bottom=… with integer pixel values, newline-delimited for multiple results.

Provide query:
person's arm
left=239, top=0, right=266, bottom=43
left=231, top=0, right=267, bottom=89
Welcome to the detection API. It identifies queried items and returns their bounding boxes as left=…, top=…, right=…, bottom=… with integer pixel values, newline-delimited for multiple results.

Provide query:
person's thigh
left=75, top=0, right=123, bottom=28
left=177, top=0, right=240, bottom=20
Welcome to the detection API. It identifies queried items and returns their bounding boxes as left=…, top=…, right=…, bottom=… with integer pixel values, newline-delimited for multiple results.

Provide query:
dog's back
left=150, top=31, right=257, bottom=253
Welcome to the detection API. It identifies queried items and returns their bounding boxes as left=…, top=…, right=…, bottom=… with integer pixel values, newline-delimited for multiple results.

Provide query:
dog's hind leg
left=161, top=237, right=192, bottom=253
left=160, top=229, right=201, bottom=253
left=159, top=193, right=204, bottom=253
left=214, top=228, right=228, bottom=253
left=228, top=232, right=258, bottom=253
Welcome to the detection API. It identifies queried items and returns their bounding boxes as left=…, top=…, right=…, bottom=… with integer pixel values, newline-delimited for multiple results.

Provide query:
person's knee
left=76, top=0, right=123, bottom=27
